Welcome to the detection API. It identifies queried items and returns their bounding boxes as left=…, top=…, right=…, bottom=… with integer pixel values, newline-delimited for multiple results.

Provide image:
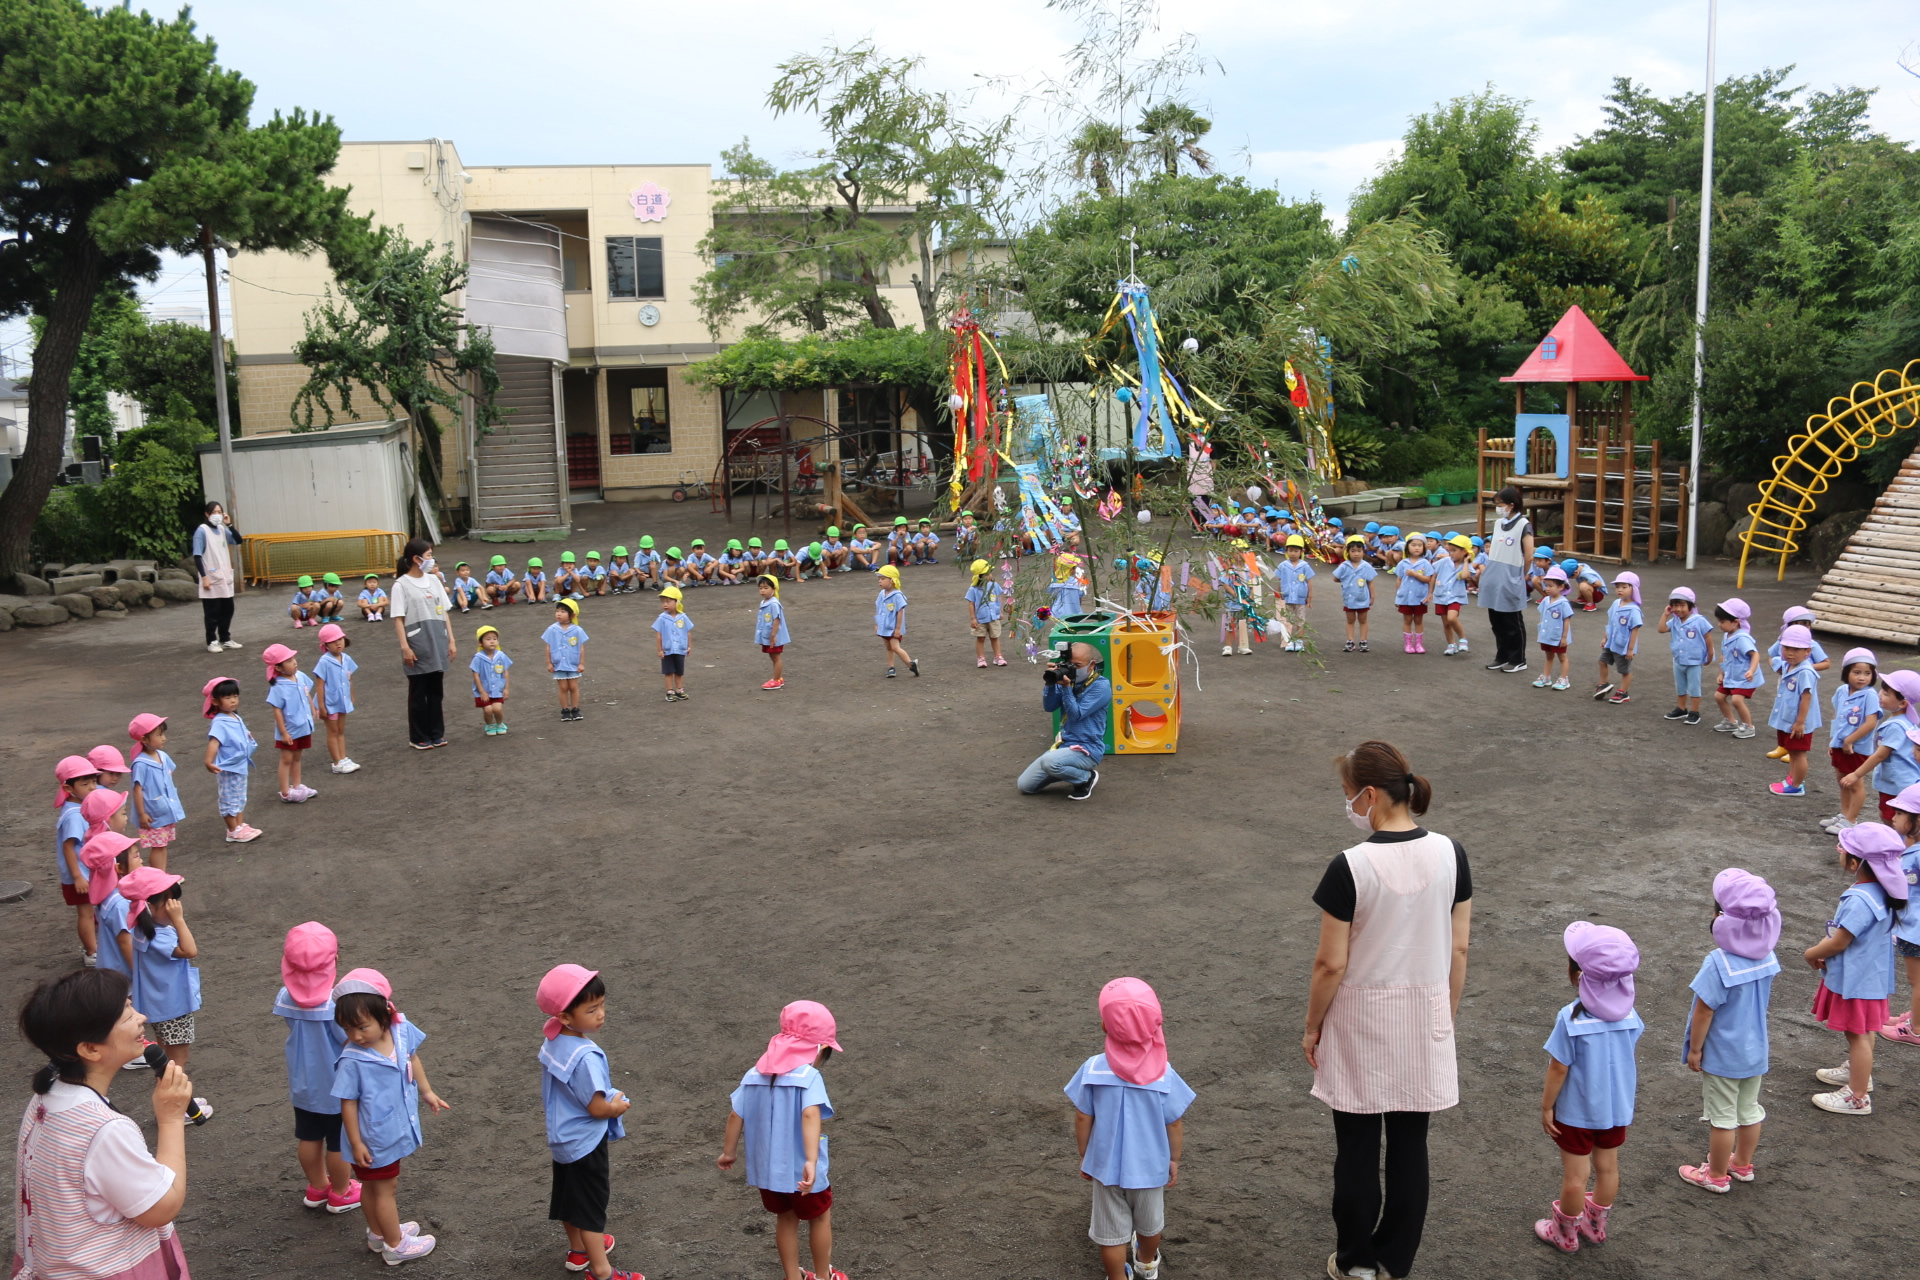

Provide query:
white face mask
left=1345, top=789, right=1375, bottom=832
left=422, top=557, right=436, bottom=574
left=208, top=512, right=224, bottom=526
left=1494, top=505, right=1511, bottom=519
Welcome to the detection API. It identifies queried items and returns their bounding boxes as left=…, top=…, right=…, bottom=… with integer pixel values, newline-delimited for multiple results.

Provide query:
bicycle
left=671, top=471, right=712, bottom=503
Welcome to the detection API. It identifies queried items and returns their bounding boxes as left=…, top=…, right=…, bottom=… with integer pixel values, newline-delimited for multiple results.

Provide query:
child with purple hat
left=1592, top=572, right=1643, bottom=704
left=1065, top=977, right=1195, bottom=1280
left=1765, top=624, right=1822, bottom=797
left=1658, top=587, right=1715, bottom=724
left=1823, top=648, right=1881, bottom=833
left=1804, top=823, right=1910, bottom=1114
left=1532, top=567, right=1575, bottom=691
left=1678, top=870, right=1781, bottom=1192
left=1535, top=922, right=1642, bottom=1253
left=1874, top=782, right=1920, bottom=1047
left=718, top=1000, right=845, bottom=1280
left=1839, top=669, right=1920, bottom=822
left=1711, top=598, right=1762, bottom=738
left=536, top=964, right=640, bottom=1280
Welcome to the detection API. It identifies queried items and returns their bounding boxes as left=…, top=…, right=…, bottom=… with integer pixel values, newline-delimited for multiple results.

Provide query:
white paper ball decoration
left=1136, top=508, right=1152, bottom=523
left=947, top=393, right=966, bottom=412
left=1246, top=485, right=1263, bottom=503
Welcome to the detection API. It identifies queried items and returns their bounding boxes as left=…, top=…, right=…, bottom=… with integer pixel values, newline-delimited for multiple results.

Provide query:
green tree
left=0, top=0, right=369, bottom=580
left=111, top=313, right=237, bottom=426
left=1137, top=101, right=1214, bottom=177
left=29, top=394, right=212, bottom=564
left=1067, top=121, right=1134, bottom=196
left=291, top=231, right=501, bottom=531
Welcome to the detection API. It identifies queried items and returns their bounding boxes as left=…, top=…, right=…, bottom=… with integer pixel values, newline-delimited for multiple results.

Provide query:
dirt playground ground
left=3, top=501, right=1916, bottom=1279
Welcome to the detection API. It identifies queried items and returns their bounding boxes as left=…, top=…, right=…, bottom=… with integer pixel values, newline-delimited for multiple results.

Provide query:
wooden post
left=1621, top=389, right=1635, bottom=565
left=1648, top=438, right=1663, bottom=562
left=594, top=366, right=611, bottom=465
left=1476, top=427, right=1488, bottom=538
left=1677, top=464, right=1691, bottom=561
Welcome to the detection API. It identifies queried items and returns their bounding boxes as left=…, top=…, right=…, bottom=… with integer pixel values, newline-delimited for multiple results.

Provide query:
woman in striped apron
left=13, top=970, right=195, bottom=1280
left=1304, top=741, right=1474, bottom=1280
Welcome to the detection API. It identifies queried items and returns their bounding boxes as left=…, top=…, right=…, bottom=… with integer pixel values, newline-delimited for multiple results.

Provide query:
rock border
left=1, top=565, right=193, bottom=631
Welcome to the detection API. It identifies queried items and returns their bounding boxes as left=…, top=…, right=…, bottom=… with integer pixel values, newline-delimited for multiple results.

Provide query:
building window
left=605, top=237, right=664, bottom=299
left=607, top=369, right=671, bottom=454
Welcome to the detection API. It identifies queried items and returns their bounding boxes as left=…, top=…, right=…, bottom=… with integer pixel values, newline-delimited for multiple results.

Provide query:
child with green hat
left=358, top=573, right=387, bottom=621
left=768, top=539, right=799, bottom=584
left=633, top=535, right=661, bottom=591
left=685, top=538, right=717, bottom=586
left=289, top=575, right=321, bottom=629
left=821, top=526, right=849, bottom=573
left=849, top=525, right=878, bottom=572
left=887, top=515, right=913, bottom=567
left=745, top=537, right=768, bottom=576
left=484, top=554, right=520, bottom=606
left=796, top=541, right=827, bottom=581
left=524, top=557, right=549, bottom=604
left=911, top=517, right=941, bottom=565
left=317, top=572, right=347, bottom=621
left=660, top=546, right=688, bottom=587
left=554, top=551, right=583, bottom=599
left=608, top=547, right=637, bottom=593
left=451, top=561, right=486, bottom=612
left=716, top=539, right=748, bottom=585
left=582, top=551, right=608, bottom=597
left=954, top=509, right=979, bottom=561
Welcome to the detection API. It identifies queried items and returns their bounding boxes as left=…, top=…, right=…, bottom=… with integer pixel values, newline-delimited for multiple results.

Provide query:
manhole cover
left=0, top=880, right=31, bottom=904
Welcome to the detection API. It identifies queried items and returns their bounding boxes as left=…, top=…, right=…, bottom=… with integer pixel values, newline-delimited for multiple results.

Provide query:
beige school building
left=226, top=139, right=934, bottom=538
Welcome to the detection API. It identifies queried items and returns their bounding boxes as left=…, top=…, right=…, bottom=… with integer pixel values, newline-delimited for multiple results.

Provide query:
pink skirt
left=1812, top=981, right=1889, bottom=1034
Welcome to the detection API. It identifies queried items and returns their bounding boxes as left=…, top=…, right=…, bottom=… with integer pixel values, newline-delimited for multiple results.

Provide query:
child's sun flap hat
left=755, top=999, right=842, bottom=1076
left=1711, top=869, right=1781, bottom=960
left=282, top=922, right=339, bottom=1008
left=1564, top=921, right=1639, bottom=1022
left=1839, top=822, right=1911, bottom=900
left=1099, top=976, right=1168, bottom=1085
left=536, top=963, right=600, bottom=1040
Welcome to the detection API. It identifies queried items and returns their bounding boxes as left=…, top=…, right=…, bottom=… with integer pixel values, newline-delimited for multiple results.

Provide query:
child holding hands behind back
left=537, top=965, right=641, bottom=1280
left=1065, top=977, right=1193, bottom=1280
left=1802, top=823, right=1909, bottom=1115
left=1535, top=922, right=1642, bottom=1253
left=1677, top=870, right=1780, bottom=1192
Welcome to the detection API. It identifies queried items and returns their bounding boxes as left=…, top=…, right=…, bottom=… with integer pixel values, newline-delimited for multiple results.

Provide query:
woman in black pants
left=191, top=501, right=243, bottom=651
left=1477, top=485, right=1535, bottom=672
left=390, top=538, right=455, bottom=748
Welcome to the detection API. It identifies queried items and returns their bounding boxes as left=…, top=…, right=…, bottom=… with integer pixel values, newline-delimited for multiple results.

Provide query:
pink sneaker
left=802, top=1271, right=849, bottom=1280
left=1727, top=1162, right=1755, bottom=1182
left=1677, top=1162, right=1730, bottom=1193
left=976, top=657, right=988, bottom=668
left=1878, top=1021, right=1920, bottom=1045
left=993, top=656, right=1008, bottom=666
left=325, top=1179, right=362, bottom=1213
left=301, top=1184, right=329, bottom=1209
left=1886, top=1010, right=1913, bottom=1029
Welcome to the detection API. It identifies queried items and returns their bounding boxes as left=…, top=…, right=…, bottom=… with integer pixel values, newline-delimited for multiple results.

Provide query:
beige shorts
left=971, top=619, right=1003, bottom=639
left=1701, top=1072, right=1765, bottom=1129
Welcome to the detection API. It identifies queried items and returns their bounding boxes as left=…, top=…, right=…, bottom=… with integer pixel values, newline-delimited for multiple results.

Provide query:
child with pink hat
left=1763, top=624, right=1822, bottom=797
left=1881, top=782, right=1920, bottom=1047
left=263, top=642, right=318, bottom=804
left=1711, top=598, right=1763, bottom=738
left=127, top=713, right=185, bottom=870
left=1822, top=649, right=1881, bottom=834
left=329, top=967, right=448, bottom=1264
left=1657, top=586, right=1716, bottom=724
left=1838, top=669, right=1920, bottom=823
left=1535, top=922, right=1642, bottom=1253
left=719, top=1000, right=845, bottom=1280
left=536, top=964, right=641, bottom=1280
left=120, top=866, right=205, bottom=1094
left=1591, top=571, right=1643, bottom=704
left=1802, top=823, right=1911, bottom=1115
left=83, top=831, right=140, bottom=980
left=86, top=743, right=130, bottom=789
left=202, top=676, right=262, bottom=843
left=1064, top=977, right=1194, bottom=1280
left=1533, top=566, right=1575, bottom=690
left=53, top=754, right=102, bottom=965
left=1677, top=869, right=1781, bottom=1192
left=311, top=622, right=362, bottom=774
left=274, top=922, right=361, bottom=1215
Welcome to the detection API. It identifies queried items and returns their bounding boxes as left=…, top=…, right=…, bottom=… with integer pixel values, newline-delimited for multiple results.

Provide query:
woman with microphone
left=12, top=969, right=194, bottom=1280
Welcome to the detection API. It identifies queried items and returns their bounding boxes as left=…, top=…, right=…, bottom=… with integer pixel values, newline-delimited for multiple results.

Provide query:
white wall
left=199, top=423, right=409, bottom=534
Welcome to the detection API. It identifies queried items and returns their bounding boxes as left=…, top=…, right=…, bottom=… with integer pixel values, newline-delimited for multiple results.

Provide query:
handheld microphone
left=142, top=1044, right=210, bottom=1125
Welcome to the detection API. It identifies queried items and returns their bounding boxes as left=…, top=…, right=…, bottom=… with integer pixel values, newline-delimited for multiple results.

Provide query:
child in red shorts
left=1536, top=923, right=1642, bottom=1253
left=1824, top=649, right=1880, bottom=833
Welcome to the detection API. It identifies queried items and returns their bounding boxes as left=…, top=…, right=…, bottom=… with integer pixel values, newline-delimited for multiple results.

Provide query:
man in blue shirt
left=1019, top=642, right=1112, bottom=801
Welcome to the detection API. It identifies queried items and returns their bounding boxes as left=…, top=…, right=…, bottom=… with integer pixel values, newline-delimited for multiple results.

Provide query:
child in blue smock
left=1392, top=534, right=1434, bottom=654
left=1534, top=568, right=1576, bottom=690
left=965, top=559, right=1006, bottom=667
left=1595, top=573, right=1644, bottom=704
left=886, top=519, right=913, bottom=566
left=203, top=677, right=261, bottom=843
left=1276, top=535, right=1316, bottom=653
left=719, top=1001, right=843, bottom=1280
left=633, top=540, right=662, bottom=590
left=1334, top=536, right=1377, bottom=653
left=653, top=587, right=693, bottom=702
left=1842, top=672, right=1920, bottom=821
left=53, top=760, right=97, bottom=962
left=912, top=517, right=941, bottom=564
left=1536, top=922, right=1642, bottom=1253
left=1678, top=869, right=1780, bottom=1193
left=450, top=562, right=485, bottom=611
left=331, top=970, right=446, bottom=1263
left=1825, top=649, right=1881, bottom=833
left=1432, top=535, right=1471, bottom=655
left=1065, top=978, right=1193, bottom=1280
left=1882, top=783, right=1920, bottom=1046
left=312, top=625, right=360, bottom=776
left=1712, top=601, right=1762, bottom=738
left=87, top=834, right=136, bottom=979
left=536, top=966, right=638, bottom=1280
left=1768, top=605, right=1831, bottom=674
left=542, top=600, right=589, bottom=722
left=485, top=555, right=520, bottom=604
left=122, top=868, right=202, bottom=1072
left=470, top=625, right=514, bottom=735
left=1803, top=823, right=1909, bottom=1115
left=875, top=565, right=915, bottom=677
left=129, top=715, right=184, bottom=871
left=523, top=558, right=550, bottom=604
left=849, top=526, right=879, bottom=571
left=1049, top=553, right=1087, bottom=621
left=276, top=922, right=358, bottom=1214
left=1657, top=587, right=1715, bottom=724
left=289, top=575, right=321, bottom=628
left=1766, top=625, right=1821, bottom=797
left=755, top=575, right=791, bottom=690
left=357, top=574, right=387, bottom=621
left=264, top=643, right=317, bottom=805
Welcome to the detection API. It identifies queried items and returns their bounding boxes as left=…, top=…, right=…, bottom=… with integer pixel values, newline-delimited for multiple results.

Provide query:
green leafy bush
left=29, top=398, right=212, bottom=564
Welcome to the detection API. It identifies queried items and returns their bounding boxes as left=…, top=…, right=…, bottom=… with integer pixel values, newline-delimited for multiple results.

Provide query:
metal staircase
left=471, top=356, right=570, bottom=540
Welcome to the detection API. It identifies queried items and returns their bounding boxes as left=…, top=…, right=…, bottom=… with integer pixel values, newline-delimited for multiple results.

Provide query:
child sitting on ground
left=821, top=527, right=850, bottom=573
left=686, top=540, right=718, bottom=585
left=607, top=548, right=637, bottom=594
left=537, top=965, right=640, bottom=1280
left=1535, top=922, right=1642, bottom=1253
left=1658, top=587, right=1715, bottom=725
left=450, top=563, right=485, bottom=612
left=653, top=586, right=693, bottom=703
left=715, top=540, right=748, bottom=586
left=470, top=625, right=513, bottom=735
left=1064, top=978, right=1193, bottom=1280
left=1333, top=535, right=1376, bottom=653
left=581, top=552, right=608, bottom=597
left=553, top=553, right=582, bottom=599
left=953, top=510, right=978, bottom=562
left=1824, top=649, right=1881, bottom=832
left=357, top=574, right=387, bottom=622
left=1594, top=573, right=1643, bottom=705
left=886, top=518, right=913, bottom=567
left=289, top=576, right=321, bottom=629
left=1534, top=567, right=1575, bottom=690
left=485, top=555, right=520, bottom=605
left=1766, top=625, right=1821, bottom=798
left=849, top=526, right=879, bottom=572
left=316, top=574, right=346, bottom=621
left=718, top=1001, right=845, bottom=1280
left=523, top=557, right=549, bottom=604
left=768, top=540, right=800, bottom=584
left=911, top=517, right=940, bottom=564
left=659, top=546, right=688, bottom=587
left=633, top=538, right=662, bottom=591
left=1802, top=823, right=1909, bottom=1115
left=1677, top=869, right=1779, bottom=1193
left=1712, top=600, right=1762, bottom=738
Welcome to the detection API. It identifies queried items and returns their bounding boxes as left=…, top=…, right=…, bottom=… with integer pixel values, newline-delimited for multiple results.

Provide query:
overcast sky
left=7, top=0, right=1915, bottom=375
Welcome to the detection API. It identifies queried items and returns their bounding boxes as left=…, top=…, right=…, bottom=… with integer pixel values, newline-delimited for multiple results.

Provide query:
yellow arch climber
left=1737, top=360, right=1920, bottom=586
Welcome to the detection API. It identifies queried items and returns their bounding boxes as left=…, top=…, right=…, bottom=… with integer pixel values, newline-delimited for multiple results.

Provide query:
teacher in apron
left=190, top=501, right=242, bottom=653
left=1477, top=485, right=1535, bottom=672
left=1305, top=740, right=1473, bottom=1280
left=390, top=538, right=455, bottom=750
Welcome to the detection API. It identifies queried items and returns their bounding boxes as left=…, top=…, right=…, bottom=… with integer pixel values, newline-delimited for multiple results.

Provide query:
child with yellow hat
left=541, top=598, right=589, bottom=722
left=875, top=565, right=917, bottom=677
left=653, top=586, right=694, bottom=702
left=965, top=559, right=1007, bottom=667
left=1275, top=534, right=1316, bottom=653
left=469, top=624, right=514, bottom=735
left=1049, top=553, right=1087, bottom=621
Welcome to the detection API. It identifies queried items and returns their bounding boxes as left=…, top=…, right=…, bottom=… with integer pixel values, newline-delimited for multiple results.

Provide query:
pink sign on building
left=629, top=183, right=671, bottom=222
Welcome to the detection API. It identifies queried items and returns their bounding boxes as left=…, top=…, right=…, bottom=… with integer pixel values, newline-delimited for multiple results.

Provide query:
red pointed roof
left=1501, top=306, right=1646, bottom=383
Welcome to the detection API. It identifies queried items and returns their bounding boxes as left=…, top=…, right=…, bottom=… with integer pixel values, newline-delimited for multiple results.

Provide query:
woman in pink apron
left=13, top=969, right=196, bottom=1280
left=1303, top=741, right=1474, bottom=1280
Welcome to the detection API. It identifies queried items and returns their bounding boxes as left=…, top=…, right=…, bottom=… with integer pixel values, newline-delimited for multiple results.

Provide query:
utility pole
left=1685, top=0, right=1718, bottom=569
left=201, top=227, right=238, bottom=522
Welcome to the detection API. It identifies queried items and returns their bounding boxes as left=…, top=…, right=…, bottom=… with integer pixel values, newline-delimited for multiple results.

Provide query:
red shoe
left=325, top=1179, right=362, bottom=1213
left=761, top=678, right=785, bottom=690
left=564, top=1236, right=616, bottom=1272
left=802, top=1271, right=848, bottom=1280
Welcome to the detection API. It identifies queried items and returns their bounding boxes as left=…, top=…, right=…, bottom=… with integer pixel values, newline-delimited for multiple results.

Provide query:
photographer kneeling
left=1019, top=641, right=1112, bottom=801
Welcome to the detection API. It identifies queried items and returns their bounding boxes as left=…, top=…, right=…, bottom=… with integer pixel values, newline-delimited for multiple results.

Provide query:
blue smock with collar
left=965, top=581, right=1003, bottom=623
left=1830, top=683, right=1878, bottom=751
left=1276, top=558, right=1317, bottom=605
left=55, top=800, right=86, bottom=884
left=313, top=652, right=357, bottom=716
left=1684, top=949, right=1778, bottom=1078
left=1667, top=612, right=1713, bottom=665
left=1048, top=580, right=1085, bottom=617
left=1064, top=1053, right=1196, bottom=1189
left=94, top=895, right=132, bottom=979
left=1767, top=661, right=1821, bottom=734
left=275, top=987, right=347, bottom=1114
left=875, top=588, right=908, bottom=637
left=540, top=1033, right=626, bottom=1163
left=652, top=610, right=694, bottom=655
left=1604, top=600, right=1643, bottom=654
left=755, top=598, right=790, bottom=646
left=331, top=1017, right=428, bottom=1166
left=1045, top=675, right=1112, bottom=764
left=1332, top=560, right=1376, bottom=609
left=265, top=671, right=317, bottom=742
left=1871, top=717, right=1920, bottom=795
left=131, top=752, right=185, bottom=827
left=729, top=1063, right=833, bottom=1193
left=1823, top=883, right=1898, bottom=1000
left=1544, top=1002, right=1643, bottom=1130
left=131, top=923, right=200, bottom=1023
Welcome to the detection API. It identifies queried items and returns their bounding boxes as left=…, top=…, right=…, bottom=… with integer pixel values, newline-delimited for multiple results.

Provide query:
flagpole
left=1685, top=0, right=1717, bottom=569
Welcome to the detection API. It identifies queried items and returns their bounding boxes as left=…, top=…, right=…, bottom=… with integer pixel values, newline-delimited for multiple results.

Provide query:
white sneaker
left=1236, top=646, right=1253, bottom=655
left=1712, top=720, right=1736, bottom=732
left=207, top=641, right=223, bottom=653
left=1812, top=1087, right=1872, bottom=1115
left=382, top=1233, right=435, bottom=1265
left=1732, top=724, right=1757, bottom=739
left=1552, top=678, right=1572, bottom=691
left=366, top=1223, right=421, bottom=1253
left=1457, top=640, right=1469, bottom=652
left=1815, top=1065, right=1871, bottom=1089
left=1532, top=675, right=1551, bottom=688
left=1221, top=645, right=1233, bottom=656
left=223, top=640, right=242, bottom=649
left=331, top=758, right=362, bottom=774
left=1443, top=643, right=1458, bottom=655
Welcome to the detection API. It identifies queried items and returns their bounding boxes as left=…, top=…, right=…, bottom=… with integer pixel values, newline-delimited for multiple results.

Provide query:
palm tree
left=1068, top=120, right=1132, bottom=196
left=1138, top=101, right=1214, bottom=177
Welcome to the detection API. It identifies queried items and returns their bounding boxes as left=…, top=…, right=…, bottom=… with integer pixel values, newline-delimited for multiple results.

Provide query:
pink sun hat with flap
left=1099, top=976, right=1169, bottom=1085
left=1881, top=669, right=1920, bottom=725
left=202, top=676, right=234, bottom=718
left=262, top=642, right=297, bottom=681
left=81, top=786, right=126, bottom=836
left=127, top=713, right=167, bottom=759
left=1564, top=922, right=1639, bottom=1022
left=87, top=745, right=130, bottom=775
left=282, top=923, right=340, bottom=1008
left=1717, top=597, right=1752, bottom=632
left=316, top=622, right=346, bottom=646
left=537, top=964, right=600, bottom=1040
left=81, top=831, right=137, bottom=905
left=1612, top=571, right=1641, bottom=606
left=54, top=755, right=97, bottom=807
left=755, top=1000, right=843, bottom=1076
left=1779, top=624, right=1814, bottom=651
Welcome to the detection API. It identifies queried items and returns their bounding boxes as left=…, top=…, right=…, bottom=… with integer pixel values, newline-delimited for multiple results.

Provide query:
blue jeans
left=1674, top=661, right=1703, bottom=698
left=1018, top=747, right=1096, bottom=793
